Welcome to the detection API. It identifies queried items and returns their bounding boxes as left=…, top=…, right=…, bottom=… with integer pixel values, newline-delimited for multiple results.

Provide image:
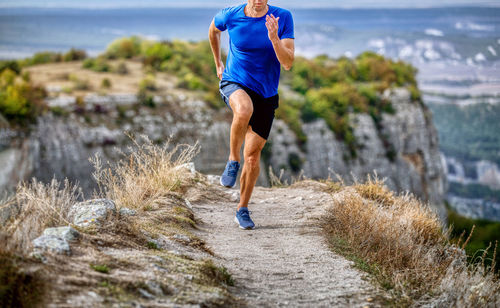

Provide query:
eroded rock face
left=0, top=89, right=446, bottom=220
left=268, top=88, right=447, bottom=220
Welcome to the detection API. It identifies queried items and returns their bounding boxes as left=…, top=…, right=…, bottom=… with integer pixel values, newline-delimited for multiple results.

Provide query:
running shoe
left=234, top=207, right=255, bottom=230
left=220, top=160, right=240, bottom=188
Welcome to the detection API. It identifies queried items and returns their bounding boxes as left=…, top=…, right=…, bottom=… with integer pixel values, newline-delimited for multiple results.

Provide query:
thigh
left=229, top=89, right=253, bottom=116
left=248, top=94, right=279, bottom=140
left=243, top=126, right=267, bottom=158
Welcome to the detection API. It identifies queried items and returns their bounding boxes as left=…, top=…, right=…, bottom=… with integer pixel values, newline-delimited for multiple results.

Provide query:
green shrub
left=0, top=60, right=21, bottom=74
left=27, top=51, right=62, bottom=65
left=139, top=74, right=156, bottom=92
left=141, top=41, right=173, bottom=70
left=105, top=36, right=142, bottom=59
left=101, top=78, right=112, bottom=89
left=447, top=206, right=500, bottom=271
left=82, top=57, right=110, bottom=72
left=63, top=48, right=87, bottom=61
left=0, top=69, right=47, bottom=124
left=177, top=72, right=205, bottom=91
left=288, top=152, right=303, bottom=173
left=137, top=89, right=156, bottom=108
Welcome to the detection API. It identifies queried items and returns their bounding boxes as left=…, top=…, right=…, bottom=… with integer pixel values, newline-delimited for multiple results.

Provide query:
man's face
left=247, top=0, right=268, bottom=12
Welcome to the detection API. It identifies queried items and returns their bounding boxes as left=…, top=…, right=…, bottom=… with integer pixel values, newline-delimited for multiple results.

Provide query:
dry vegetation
left=323, top=176, right=499, bottom=307
left=2, top=178, right=83, bottom=253
left=90, top=133, right=199, bottom=211
left=0, top=134, right=236, bottom=307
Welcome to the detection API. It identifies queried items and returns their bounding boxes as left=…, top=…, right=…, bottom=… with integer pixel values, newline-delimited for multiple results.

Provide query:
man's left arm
left=266, top=14, right=295, bottom=71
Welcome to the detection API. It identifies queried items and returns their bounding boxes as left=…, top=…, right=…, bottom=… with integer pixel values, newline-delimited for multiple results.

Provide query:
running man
left=208, top=1, right=295, bottom=229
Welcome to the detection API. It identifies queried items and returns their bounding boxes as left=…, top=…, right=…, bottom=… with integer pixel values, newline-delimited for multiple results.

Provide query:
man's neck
left=244, top=4, right=269, bottom=18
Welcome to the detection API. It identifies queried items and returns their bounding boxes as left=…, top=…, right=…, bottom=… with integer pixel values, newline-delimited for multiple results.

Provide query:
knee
left=234, top=105, right=253, bottom=121
left=245, top=153, right=260, bottom=169
left=230, top=94, right=253, bottom=120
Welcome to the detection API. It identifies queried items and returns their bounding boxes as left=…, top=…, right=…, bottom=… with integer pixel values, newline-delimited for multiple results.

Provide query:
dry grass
left=0, top=134, right=237, bottom=306
left=90, top=133, right=199, bottom=211
left=268, top=167, right=309, bottom=188
left=323, top=177, right=499, bottom=307
left=1, top=178, right=83, bottom=254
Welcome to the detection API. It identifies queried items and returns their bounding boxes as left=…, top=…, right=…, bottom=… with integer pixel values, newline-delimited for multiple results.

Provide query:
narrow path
left=193, top=181, right=382, bottom=307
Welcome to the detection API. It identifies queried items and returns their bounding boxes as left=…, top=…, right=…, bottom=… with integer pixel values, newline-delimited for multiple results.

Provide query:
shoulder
left=219, top=4, right=245, bottom=16
left=269, top=5, right=293, bottom=18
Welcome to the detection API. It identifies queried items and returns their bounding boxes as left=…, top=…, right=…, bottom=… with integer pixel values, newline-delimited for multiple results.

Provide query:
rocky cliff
left=269, top=87, right=447, bottom=220
left=0, top=87, right=447, bottom=219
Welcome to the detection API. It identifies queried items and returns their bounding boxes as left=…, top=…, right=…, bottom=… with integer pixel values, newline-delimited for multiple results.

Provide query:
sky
left=1, top=0, right=499, bottom=9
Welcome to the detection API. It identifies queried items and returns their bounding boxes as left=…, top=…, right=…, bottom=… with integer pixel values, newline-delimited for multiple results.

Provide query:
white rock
left=42, top=226, right=79, bottom=242
left=68, top=199, right=116, bottom=228
left=33, top=235, right=71, bottom=255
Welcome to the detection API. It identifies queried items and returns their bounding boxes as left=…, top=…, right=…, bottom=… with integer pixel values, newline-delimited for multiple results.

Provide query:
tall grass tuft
left=90, top=133, right=199, bottom=211
left=1, top=178, right=83, bottom=253
left=324, top=177, right=499, bottom=306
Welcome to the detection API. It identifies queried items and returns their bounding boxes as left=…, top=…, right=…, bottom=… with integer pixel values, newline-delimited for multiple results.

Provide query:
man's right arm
left=208, top=20, right=224, bottom=80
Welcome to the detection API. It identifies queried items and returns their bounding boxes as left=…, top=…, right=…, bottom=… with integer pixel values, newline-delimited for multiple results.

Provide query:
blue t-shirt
left=214, top=4, right=294, bottom=98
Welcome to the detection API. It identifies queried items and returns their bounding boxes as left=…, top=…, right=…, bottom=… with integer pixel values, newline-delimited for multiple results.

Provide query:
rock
left=119, top=207, right=137, bottom=217
left=32, top=235, right=71, bottom=255
left=229, top=190, right=240, bottom=202
left=145, top=280, right=164, bottom=296
left=68, top=199, right=116, bottom=228
left=173, top=234, right=191, bottom=243
left=206, top=174, right=221, bottom=185
left=184, top=199, right=193, bottom=209
left=174, top=162, right=196, bottom=175
left=138, top=288, right=155, bottom=299
left=268, top=88, right=448, bottom=221
left=42, top=226, right=79, bottom=242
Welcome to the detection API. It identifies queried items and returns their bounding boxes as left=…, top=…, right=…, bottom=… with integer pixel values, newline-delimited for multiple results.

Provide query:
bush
left=101, top=78, right=112, bottom=89
left=63, top=48, right=87, bottom=62
left=304, top=82, right=367, bottom=156
left=0, top=69, right=47, bottom=124
left=82, top=56, right=110, bottom=72
left=447, top=206, right=500, bottom=271
left=0, top=60, right=21, bottom=74
left=139, top=74, right=156, bottom=92
left=141, top=41, right=173, bottom=70
left=27, top=51, right=62, bottom=65
left=105, top=36, right=142, bottom=59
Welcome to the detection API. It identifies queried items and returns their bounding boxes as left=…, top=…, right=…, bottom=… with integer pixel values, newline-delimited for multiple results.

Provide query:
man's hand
left=265, top=14, right=280, bottom=43
left=265, top=13, right=294, bottom=70
left=216, top=61, right=224, bottom=80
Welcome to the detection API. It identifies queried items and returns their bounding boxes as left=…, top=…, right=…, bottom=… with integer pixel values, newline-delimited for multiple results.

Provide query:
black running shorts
left=219, top=79, right=279, bottom=140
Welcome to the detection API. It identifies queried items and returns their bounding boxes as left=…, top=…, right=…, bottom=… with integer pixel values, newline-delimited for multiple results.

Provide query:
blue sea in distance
left=0, top=6, right=499, bottom=65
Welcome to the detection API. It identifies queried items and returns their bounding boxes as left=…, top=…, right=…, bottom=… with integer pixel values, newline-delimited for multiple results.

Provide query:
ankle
left=237, top=205, right=248, bottom=211
left=229, top=157, right=240, bottom=163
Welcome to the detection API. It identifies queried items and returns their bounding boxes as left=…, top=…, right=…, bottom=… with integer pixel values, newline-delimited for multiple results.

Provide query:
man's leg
left=238, top=126, right=266, bottom=210
left=228, top=90, right=253, bottom=162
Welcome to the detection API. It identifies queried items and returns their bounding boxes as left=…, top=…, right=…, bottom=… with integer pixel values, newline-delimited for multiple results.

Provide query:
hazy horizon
left=1, top=0, right=499, bottom=9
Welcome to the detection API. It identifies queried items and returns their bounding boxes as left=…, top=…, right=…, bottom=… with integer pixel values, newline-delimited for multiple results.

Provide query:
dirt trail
left=192, top=180, right=383, bottom=307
